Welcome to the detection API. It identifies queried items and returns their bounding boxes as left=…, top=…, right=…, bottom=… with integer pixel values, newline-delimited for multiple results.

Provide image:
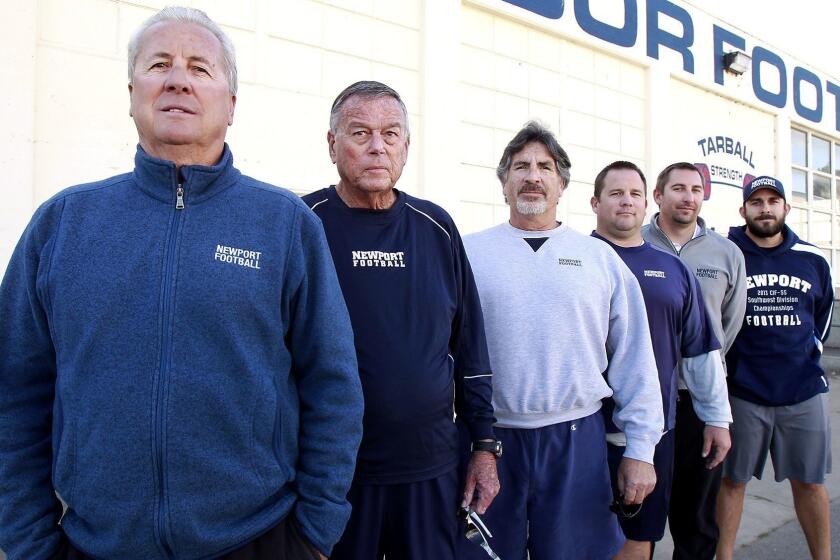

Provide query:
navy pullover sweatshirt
left=592, top=234, right=720, bottom=431
left=0, top=146, right=363, bottom=560
left=727, top=225, right=834, bottom=406
left=303, top=186, right=495, bottom=485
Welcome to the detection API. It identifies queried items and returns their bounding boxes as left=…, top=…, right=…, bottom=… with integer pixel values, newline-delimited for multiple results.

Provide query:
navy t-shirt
left=592, top=233, right=720, bottom=430
left=303, top=186, right=494, bottom=484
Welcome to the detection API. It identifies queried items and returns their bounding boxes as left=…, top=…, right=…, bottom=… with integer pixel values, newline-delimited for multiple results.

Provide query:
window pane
left=814, top=173, right=831, bottom=207
left=791, top=168, right=808, bottom=203
left=820, top=249, right=832, bottom=269
left=836, top=144, right=840, bottom=177
left=811, top=211, right=832, bottom=246
left=813, top=136, right=831, bottom=173
left=788, top=207, right=807, bottom=239
left=835, top=176, right=840, bottom=212
left=792, top=129, right=808, bottom=166
left=836, top=218, right=840, bottom=250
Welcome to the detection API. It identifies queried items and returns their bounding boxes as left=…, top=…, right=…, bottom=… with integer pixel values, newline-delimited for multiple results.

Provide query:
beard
left=515, top=198, right=547, bottom=215
left=746, top=214, right=785, bottom=238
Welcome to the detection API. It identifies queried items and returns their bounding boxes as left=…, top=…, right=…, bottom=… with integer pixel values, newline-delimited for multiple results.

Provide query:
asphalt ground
left=653, top=372, right=840, bottom=559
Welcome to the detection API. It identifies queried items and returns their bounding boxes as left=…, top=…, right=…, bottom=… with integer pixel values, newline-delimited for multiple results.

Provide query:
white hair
left=127, top=6, right=238, bottom=95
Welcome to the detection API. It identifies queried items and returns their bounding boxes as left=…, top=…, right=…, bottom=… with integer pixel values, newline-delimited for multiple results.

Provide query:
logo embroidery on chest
left=644, top=269, right=666, bottom=278
left=351, top=250, right=407, bottom=268
left=557, top=258, right=582, bottom=267
left=214, top=244, right=262, bottom=269
left=695, top=267, right=719, bottom=279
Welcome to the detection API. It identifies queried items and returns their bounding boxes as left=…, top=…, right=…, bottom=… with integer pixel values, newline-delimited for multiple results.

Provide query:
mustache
left=518, top=186, right=546, bottom=194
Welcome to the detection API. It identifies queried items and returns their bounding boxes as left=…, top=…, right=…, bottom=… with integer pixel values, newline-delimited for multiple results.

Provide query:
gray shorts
left=723, top=393, right=832, bottom=484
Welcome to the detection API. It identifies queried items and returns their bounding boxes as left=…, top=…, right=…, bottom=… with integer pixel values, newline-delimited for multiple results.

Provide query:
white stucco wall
left=1, top=0, right=838, bottom=276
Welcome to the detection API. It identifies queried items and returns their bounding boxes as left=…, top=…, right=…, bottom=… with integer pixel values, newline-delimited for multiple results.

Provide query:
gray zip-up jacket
left=642, top=214, right=747, bottom=364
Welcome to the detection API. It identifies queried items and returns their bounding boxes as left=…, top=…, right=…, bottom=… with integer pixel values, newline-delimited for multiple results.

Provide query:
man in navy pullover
left=717, top=176, right=833, bottom=560
left=303, top=81, right=499, bottom=560
left=591, top=161, right=731, bottom=560
left=0, top=7, right=362, bottom=560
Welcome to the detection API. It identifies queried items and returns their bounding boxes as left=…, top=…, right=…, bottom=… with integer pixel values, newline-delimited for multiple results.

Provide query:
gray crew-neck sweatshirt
left=465, top=222, right=663, bottom=463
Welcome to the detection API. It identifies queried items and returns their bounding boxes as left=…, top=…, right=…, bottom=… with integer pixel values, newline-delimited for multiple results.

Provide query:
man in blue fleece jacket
left=0, top=7, right=362, bottom=560
left=717, top=176, right=833, bottom=560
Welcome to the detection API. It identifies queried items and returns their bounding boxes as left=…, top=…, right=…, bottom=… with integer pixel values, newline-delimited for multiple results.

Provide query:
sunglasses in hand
left=458, top=506, right=502, bottom=559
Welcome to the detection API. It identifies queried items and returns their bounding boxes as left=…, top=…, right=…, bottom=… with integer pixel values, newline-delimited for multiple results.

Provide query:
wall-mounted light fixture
left=723, top=50, right=752, bottom=75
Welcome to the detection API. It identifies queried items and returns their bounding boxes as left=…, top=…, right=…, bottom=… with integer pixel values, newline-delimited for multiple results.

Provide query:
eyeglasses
left=458, top=506, right=502, bottom=560
left=609, top=496, right=643, bottom=519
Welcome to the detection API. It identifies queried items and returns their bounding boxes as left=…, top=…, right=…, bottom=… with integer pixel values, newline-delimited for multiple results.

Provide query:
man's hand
left=702, top=425, right=731, bottom=469
left=462, top=451, right=500, bottom=514
left=617, top=457, right=656, bottom=504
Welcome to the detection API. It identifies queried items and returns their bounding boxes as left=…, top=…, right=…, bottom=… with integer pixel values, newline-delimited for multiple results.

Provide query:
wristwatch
left=471, top=439, right=503, bottom=459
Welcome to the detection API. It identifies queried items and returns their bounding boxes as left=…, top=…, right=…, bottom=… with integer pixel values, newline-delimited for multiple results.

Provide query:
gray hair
left=127, top=6, right=238, bottom=96
left=497, top=121, right=571, bottom=186
left=329, top=81, right=410, bottom=137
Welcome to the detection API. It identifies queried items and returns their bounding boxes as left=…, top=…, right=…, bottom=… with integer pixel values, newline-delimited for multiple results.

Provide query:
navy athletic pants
left=331, top=469, right=460, bottom=560
left=458, top=413, right=624, bottom=560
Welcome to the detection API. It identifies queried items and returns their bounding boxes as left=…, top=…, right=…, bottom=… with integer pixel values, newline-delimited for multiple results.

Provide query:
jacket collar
left=132, top=143, right=240, bottom=206
left=728, top=224, right=798, bottom=255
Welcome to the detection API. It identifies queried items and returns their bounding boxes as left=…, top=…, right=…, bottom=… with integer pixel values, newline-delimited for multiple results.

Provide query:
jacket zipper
left=677, top=232, right=705, bottom=255
left=653, top=221, right=704, bottom=255
left=153, top=183, right=185, bottom=558
left=176, top=185, right=185, bottom=210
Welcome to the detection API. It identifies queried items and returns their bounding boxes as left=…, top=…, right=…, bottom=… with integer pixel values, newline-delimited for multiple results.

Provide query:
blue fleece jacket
left=727, top=225, right=833, bottom=406
left=0, top=146, right=363, bottom=560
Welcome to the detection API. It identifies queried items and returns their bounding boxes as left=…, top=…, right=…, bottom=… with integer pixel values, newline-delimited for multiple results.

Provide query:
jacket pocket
left=51, top=387, right=76, bottom=504
left=251, top=376, right=286, bottom=496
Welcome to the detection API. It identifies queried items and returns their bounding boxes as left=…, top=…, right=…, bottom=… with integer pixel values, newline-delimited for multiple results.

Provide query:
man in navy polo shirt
left=717, top=176, right=833, bottom=560
left=303, top=81, right=500, bottom=560
left=591, top=161, right=732, bottom=560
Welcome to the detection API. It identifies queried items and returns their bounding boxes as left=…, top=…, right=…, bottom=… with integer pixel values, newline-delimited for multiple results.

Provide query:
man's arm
left=814, top=259, right=834, bottom=351
left=617, top=458, right=657, bottom=505
left=682, top=351, right=732, bottom=468
left=721, top=246, right=747, bottom=354
left=450, top=228, right=498, bottom=514
left=605, top=260, right=664, bottom=503
left=284, top=209, right=364, bottom=558
left=0, top=202, right=66, bottom=559
left=680, top=270, right=732, bottom=468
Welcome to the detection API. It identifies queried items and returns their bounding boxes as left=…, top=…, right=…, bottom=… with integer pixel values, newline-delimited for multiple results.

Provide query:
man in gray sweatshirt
left=642, top=162, right=747, bottom=560
left=459, top=122, right=663, bottom=560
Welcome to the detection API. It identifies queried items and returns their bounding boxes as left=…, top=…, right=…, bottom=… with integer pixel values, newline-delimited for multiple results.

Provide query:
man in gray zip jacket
left=641, top=162, right=747, bottom=560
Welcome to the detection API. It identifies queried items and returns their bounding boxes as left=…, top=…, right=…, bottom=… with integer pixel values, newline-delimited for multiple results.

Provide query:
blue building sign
left=503, top=0, right=840, bottom=132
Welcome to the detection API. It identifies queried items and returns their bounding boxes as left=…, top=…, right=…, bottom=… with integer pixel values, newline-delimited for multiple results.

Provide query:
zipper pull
left=176, top=185, right=185, bottom=210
